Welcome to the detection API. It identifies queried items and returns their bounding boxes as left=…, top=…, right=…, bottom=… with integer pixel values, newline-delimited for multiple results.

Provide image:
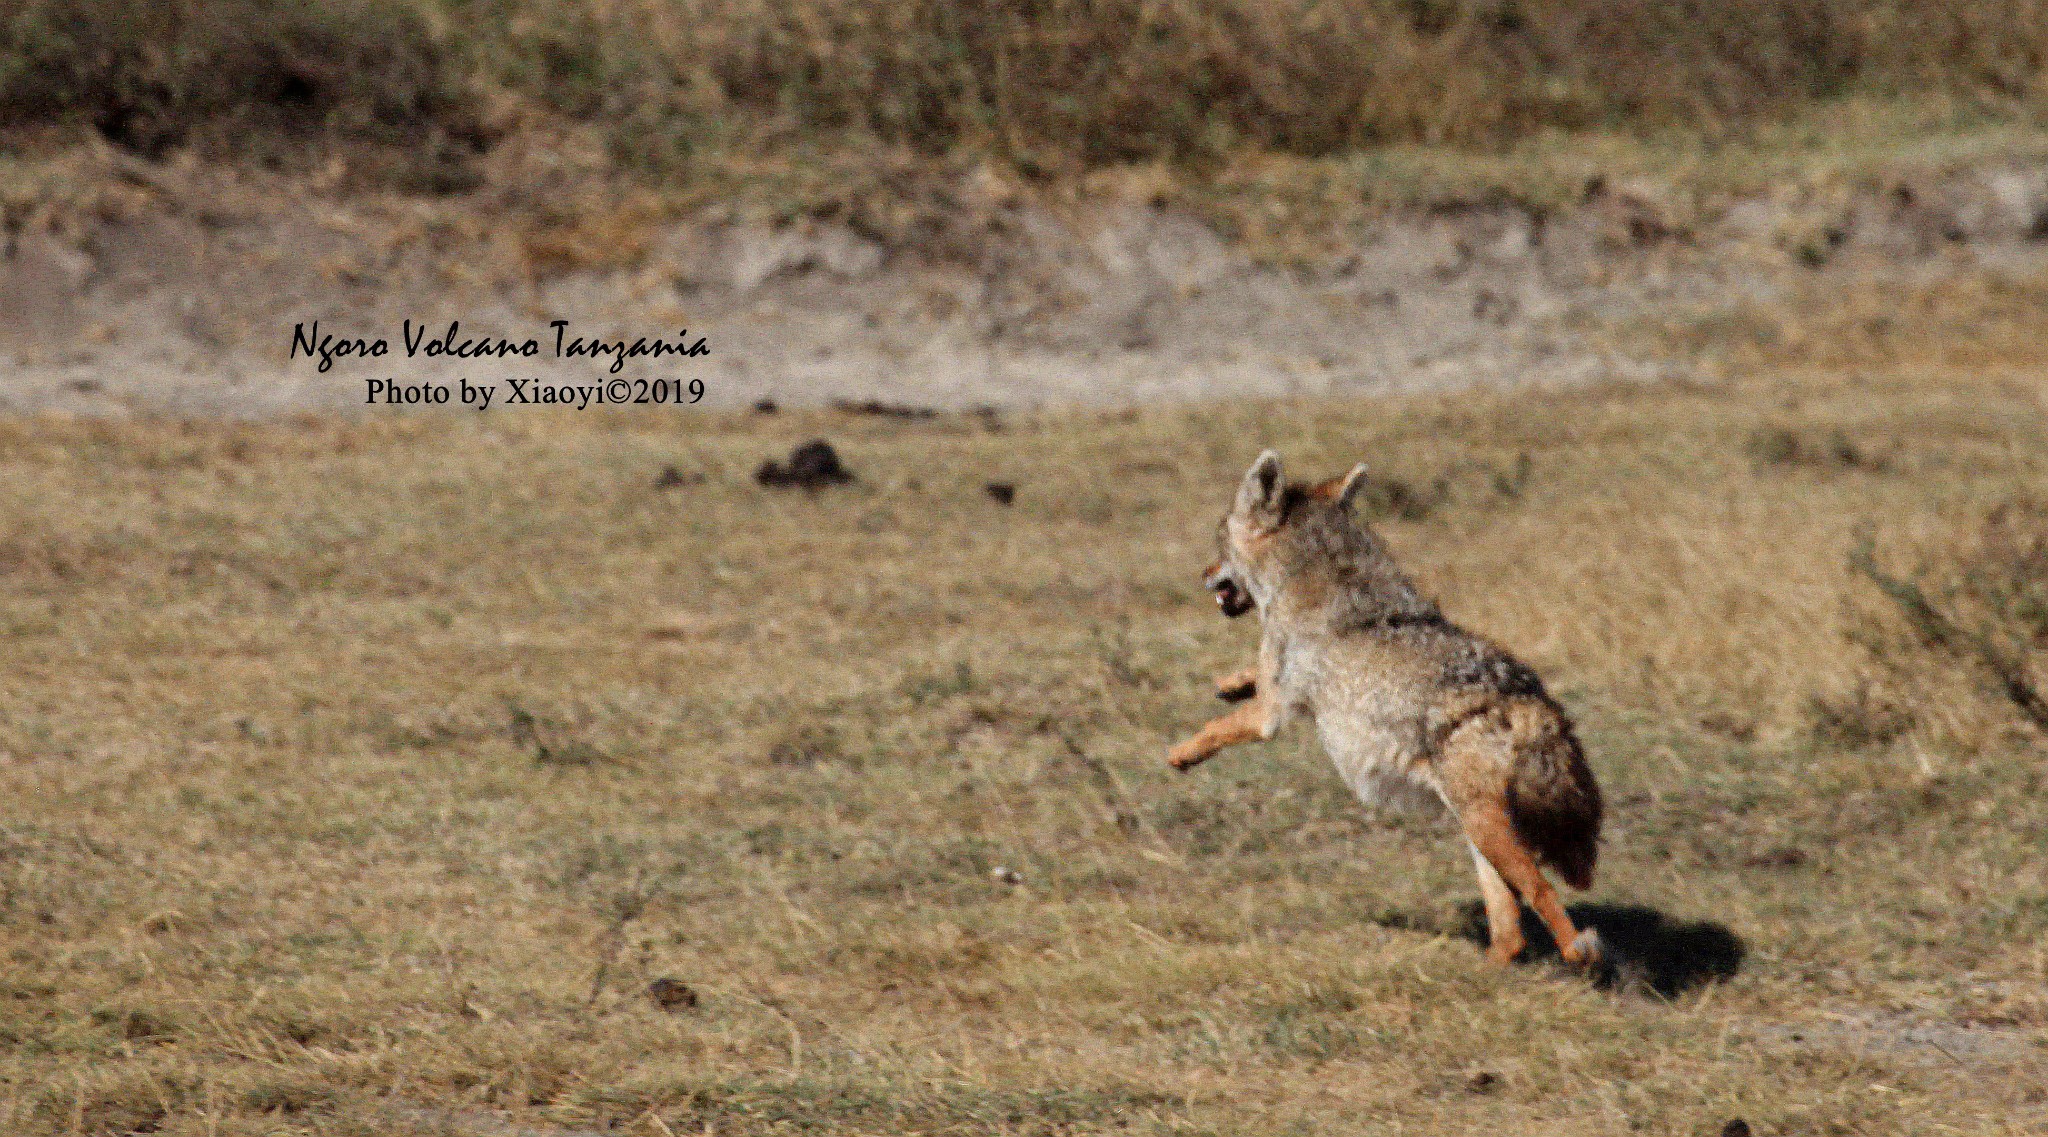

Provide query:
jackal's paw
left=1561, top=928, right=1604, bottom=970
left=1214, top=675, right=1257, bottom=703
left=1166, top=742, right=1208, bottom=771
left=1483, top=943, right=1525, bottom=967
left=1483, top=934, right=1527, bottom=967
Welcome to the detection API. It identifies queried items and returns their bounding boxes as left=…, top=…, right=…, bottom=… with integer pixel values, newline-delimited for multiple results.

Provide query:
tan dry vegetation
left=3, top=275, right=2048, bottom=1133
left=8, top=0, right=2048, bottom=167
left=5, top=0, right=2048, bottom=248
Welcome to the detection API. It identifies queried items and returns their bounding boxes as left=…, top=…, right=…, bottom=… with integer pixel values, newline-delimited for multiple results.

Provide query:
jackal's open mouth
left=1205, top=565, right=1253, bottom=618
left=1213, top=578, right=1252, bottom=617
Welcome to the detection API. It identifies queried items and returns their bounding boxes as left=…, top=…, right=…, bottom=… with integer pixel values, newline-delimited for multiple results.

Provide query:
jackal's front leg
left=1214, top=666, right=1257, bottom=703
left=1168, top=696, right=1273, bottom=771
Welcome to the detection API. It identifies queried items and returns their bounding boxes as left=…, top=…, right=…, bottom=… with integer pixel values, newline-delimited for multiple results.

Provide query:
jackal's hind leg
left=1460, top=801, right=1600, bottom=968
left=1468, top=839, right=1526, bottom=966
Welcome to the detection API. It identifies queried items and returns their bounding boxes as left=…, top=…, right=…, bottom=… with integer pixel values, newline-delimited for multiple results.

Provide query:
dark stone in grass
left=1721, top=1121, right=1752, bottom=1137
left=1695, top=712, right=1756, bottom=742
left=832, top=398, right=937, bottom=419
left=1742, top=846, right=1808, bottom=869
left=647, top=977, right=698, bottom=1011
left=756, top=440, right=855, bottom=489
left=654, top=464, right=704, bottom=489
left=984, top=482, right=1016, bottom=505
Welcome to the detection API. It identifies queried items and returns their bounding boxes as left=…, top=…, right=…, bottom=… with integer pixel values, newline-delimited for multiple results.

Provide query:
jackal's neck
left=1267, top=538, right=1441, bottom=632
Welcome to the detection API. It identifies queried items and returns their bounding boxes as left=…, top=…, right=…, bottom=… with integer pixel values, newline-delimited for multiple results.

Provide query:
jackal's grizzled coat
left=1173, top=450, right=1603, bottom=964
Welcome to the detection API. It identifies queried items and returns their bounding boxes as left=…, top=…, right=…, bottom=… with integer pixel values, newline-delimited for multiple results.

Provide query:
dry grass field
left=4, top=270, right=2048, bottom=1135
left=10, top=4, right=2048, bottom=1134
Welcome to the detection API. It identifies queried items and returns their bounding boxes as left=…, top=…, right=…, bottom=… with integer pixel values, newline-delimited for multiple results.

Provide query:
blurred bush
left=0, top=0, right=472, bottom=157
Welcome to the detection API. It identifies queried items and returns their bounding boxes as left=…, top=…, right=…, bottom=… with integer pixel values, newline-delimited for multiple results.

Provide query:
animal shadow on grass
left=1454, top=902, right=1745, bottom=997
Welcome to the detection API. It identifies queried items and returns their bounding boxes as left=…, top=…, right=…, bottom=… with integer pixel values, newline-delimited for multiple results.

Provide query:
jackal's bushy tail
left=1503, top=699, right=1602, bottom=890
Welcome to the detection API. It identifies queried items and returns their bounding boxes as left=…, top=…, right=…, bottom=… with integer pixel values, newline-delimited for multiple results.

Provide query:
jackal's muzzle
left=1205, top=561, right=1253, bottom=618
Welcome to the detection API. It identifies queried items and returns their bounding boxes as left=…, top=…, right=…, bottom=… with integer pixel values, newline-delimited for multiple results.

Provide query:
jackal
left=1169, top=451, right=1604, bottom=968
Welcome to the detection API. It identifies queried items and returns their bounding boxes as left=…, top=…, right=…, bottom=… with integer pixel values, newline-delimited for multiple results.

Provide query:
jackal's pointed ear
left=1235, top=450, right=1283, bottom=522
left=1333, top=463, right=1370, bottom=512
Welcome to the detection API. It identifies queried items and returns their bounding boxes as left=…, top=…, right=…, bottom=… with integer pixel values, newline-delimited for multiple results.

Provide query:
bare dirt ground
left=6, top=146, right=2048, bottom=417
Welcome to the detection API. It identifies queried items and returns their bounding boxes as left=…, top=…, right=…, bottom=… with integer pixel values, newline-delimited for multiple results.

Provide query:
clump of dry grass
left=1746, top=425, right=1884, bottom=472
left=1843, top=501, right=2048, bottom=747
left=1805, top=681, right=1918, bottom=749
left=3, top=340, right=2047, bottom=1133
